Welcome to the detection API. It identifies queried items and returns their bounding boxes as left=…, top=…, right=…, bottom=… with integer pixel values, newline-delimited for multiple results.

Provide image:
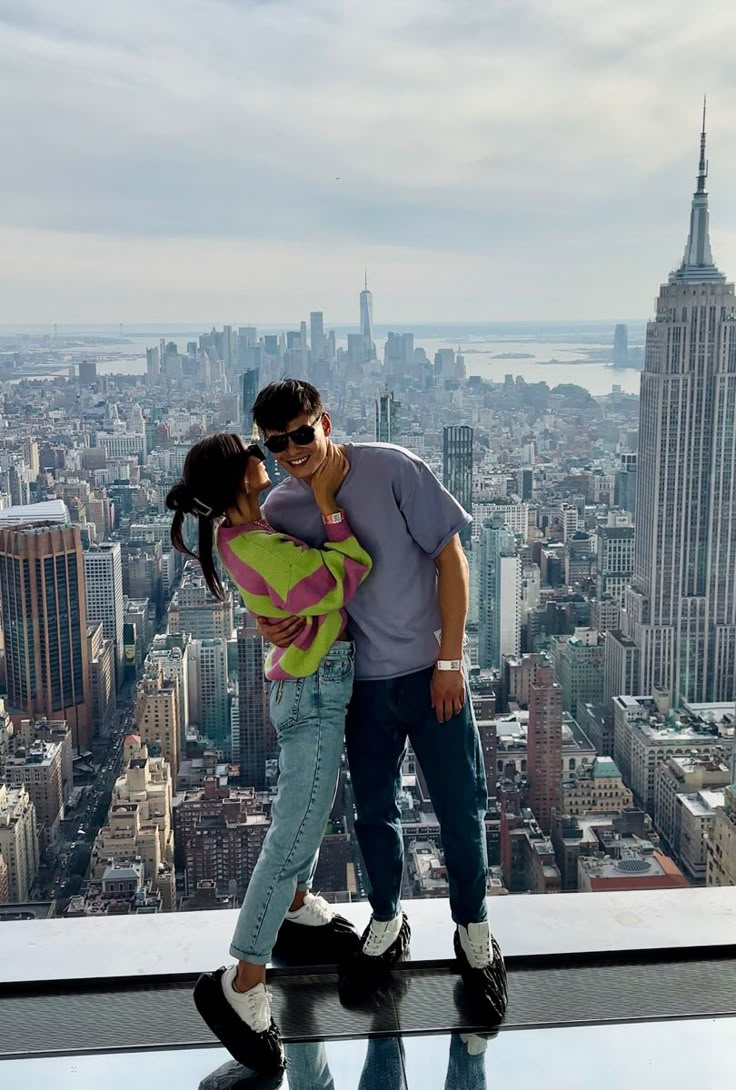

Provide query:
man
left=253, top=379, right=507, bottom=1020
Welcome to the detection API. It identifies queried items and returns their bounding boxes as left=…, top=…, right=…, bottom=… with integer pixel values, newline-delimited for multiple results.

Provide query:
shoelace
left=464, top=930, right=491, bottom=968
left=301, top=892, right=334, bottom=925
left=242, top=985, right=272, bottom=1035
left=364, top=918, right=398, bottom=955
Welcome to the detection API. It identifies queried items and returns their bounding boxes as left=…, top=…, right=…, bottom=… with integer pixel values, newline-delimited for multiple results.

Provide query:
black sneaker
left=338, top=911, right=411, bottom=1006
left=273, top=892, right=361, bottom=965
left=193, top=967, right=285, bottom=1077
left=454, top=924, right=508, bottom=1025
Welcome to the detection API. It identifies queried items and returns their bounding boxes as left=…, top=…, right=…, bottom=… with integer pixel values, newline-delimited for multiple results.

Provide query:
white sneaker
left=363, top=911, right=404, bottom=957
left=457, top=921, right=493, bottom=969
left=285, top=891, right=334, bottom=927
left=220, top=966, right=272, bottom=1034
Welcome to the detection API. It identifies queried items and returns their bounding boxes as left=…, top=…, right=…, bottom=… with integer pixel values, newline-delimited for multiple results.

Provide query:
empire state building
left=622, top=106, right=736, bottom=704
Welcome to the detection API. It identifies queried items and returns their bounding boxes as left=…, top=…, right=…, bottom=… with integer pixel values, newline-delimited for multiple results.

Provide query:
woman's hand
left=310, top=444, right=349, bottom=514
left=256, top=615, right=306, bottom=647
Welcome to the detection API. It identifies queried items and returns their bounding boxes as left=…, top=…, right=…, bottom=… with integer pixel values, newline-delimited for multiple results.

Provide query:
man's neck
left=224, top=497, right=261, bottom=526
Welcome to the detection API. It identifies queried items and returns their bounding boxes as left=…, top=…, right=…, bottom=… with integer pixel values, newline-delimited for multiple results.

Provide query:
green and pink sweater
left=217, top=517, right=372, bottom=680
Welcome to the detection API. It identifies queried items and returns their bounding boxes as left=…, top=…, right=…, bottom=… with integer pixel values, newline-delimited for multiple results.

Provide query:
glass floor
left=2, top=1017, right=733, bottom=1090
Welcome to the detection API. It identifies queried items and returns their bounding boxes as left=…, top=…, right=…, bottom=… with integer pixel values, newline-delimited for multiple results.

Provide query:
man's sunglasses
left=263, top=414, right=323, bottom=454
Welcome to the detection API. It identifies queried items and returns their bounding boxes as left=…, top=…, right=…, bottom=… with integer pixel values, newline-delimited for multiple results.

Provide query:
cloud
left=1, top=0, right=736, bottom=322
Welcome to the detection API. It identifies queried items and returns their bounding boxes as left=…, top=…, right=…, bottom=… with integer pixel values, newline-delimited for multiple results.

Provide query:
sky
left=2, top=0, right=736, bottom=325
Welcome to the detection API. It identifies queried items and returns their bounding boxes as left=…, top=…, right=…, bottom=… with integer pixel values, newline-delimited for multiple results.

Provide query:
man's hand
left=430, top=667, right=466, bottom=724
left=256, top=615, right=306, bottom=648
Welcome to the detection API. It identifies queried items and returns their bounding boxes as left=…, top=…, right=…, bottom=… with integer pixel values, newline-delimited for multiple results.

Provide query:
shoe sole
left=193, top=969, right=285, bottom=1076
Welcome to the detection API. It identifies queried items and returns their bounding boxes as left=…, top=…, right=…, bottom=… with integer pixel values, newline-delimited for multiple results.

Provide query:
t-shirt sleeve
left=394, top=452, right=472, bottom=558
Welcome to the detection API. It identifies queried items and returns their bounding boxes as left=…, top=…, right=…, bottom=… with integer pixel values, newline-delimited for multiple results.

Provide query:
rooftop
left=592, top=757, right=622, bottom=779
left=580, top=849, right=684, bottom=882
left=680, top=789, right=726, bottom=817
left=0, top=499, right=69, bottom=527
left=5, top=740, right=58, bottom=767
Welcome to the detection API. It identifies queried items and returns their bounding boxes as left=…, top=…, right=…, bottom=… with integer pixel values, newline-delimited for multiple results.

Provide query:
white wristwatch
left=436, top=659, right=462, bottom=671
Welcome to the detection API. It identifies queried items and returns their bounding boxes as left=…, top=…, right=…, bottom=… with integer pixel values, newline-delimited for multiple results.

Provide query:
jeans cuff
left=229, top=942, right=270, bottom=965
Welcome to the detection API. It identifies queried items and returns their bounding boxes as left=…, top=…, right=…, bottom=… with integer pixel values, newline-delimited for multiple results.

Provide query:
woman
left=166, top=432, right=372, bottom=1076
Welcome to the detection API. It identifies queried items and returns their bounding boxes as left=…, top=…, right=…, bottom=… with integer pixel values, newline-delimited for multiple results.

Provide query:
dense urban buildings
left=1, top=121, right=736, bottom=917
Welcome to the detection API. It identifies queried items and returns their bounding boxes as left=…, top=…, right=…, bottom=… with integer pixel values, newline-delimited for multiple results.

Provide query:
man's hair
left=252, top=379, right=324, bottom=432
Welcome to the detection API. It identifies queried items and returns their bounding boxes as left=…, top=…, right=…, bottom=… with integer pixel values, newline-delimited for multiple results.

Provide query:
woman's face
left=245, top=451, right=271, bottom=495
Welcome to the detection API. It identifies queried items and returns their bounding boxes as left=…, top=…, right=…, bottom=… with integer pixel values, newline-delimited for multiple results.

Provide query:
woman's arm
left=223, top=519, right=372, bottom=618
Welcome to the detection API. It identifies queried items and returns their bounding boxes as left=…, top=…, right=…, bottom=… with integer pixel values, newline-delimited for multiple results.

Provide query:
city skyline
left=2, top=3, right=736, bottom=322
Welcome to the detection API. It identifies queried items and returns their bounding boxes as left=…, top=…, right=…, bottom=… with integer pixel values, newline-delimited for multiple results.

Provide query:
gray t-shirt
left=262, top=442, right=471, bottom=680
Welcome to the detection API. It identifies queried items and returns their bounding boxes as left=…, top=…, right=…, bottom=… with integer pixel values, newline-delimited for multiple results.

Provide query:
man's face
left=265, top=410, right=332, bottom=480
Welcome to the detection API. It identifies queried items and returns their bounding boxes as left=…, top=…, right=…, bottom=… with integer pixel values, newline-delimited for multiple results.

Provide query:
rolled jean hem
left=228, top=944, right=271, bottom=965
left=369, top=901, right=402, bottom=923
left=451, top=905, right=489, bottom=928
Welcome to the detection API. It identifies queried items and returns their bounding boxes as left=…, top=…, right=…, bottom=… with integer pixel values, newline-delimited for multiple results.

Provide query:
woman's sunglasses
left=263, top=414, right=323, bottom=454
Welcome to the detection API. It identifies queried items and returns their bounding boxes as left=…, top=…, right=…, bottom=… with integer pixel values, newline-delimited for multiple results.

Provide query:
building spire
left=697, top=94, right=708, bottom=194
left=673, top=99, right=723, bottom=283
left=364, top=267, right=368, bottom=292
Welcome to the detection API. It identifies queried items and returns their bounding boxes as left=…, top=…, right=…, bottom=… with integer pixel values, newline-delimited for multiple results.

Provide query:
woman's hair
left=166, top=432, right=252, bottom=601
left=252, top=379, right=323, bottom=433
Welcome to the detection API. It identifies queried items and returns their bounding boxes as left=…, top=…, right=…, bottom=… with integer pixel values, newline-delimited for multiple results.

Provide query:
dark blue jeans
left=345, top=666, right=488, bottom=925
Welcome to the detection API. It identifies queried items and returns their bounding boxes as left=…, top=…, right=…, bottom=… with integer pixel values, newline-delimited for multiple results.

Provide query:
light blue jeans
left=230, top=641, right=354, bottom=964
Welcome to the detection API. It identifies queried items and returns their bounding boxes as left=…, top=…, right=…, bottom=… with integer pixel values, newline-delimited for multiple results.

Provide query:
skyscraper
left=0, top=523, right=91, bottom=750
left=4, top=740, right=65, bottom=843
left=359, top=271, right=375, bottom=360
left=442, top=425, right=473, bottom=545
left=168, top=568, right=234, bottom=640
left=241, top=367, right=260, bottom=424
left=0, top=783, right=39, bottom=902
left=550, top=628, right=604, bottom=720
left=612, top=324, right=629, bottom=368
left=84, top=542, right=124, bottom=686
left=614, top=452, right=638, bottom=516
left=146, top=347, right=160, bottom=386
left=623, top=106, right=736, bottom=704
left=375, top=389, right=399, bottom=443
left=79, top=359, right=98, bottom=387
left=478, top=519, right=521, bottom=670
left=190, top=638, right=231, bottom=754
left=526, top=660, right=563, bottom=835
left=237, top=616, right=276, bottom=789
left=596, top=524, right=634, bottom=605
left=135, top=665, right=180, bottom=772
left=310, top=311, right=325, bottom=361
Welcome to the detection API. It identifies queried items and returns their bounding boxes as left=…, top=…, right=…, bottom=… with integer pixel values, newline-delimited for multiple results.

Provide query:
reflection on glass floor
left=1, top=1017, right=734, bottom=1090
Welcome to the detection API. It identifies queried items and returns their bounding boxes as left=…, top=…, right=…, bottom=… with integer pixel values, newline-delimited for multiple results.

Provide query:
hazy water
left=0, top=321, right=645, bottom=396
